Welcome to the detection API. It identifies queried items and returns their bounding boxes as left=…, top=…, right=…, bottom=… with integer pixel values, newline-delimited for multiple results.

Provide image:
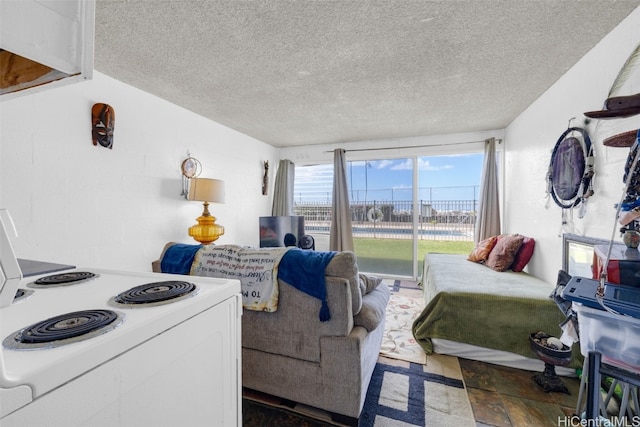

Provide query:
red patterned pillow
left=486, top=234, right=525, bottom=272
left=467, top=235, right=498, bottom=263
left=510, top=236, right=535, bottom=272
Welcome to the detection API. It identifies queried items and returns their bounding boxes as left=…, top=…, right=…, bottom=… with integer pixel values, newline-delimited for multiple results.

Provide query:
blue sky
left=294, top=153, right=484, bottom=204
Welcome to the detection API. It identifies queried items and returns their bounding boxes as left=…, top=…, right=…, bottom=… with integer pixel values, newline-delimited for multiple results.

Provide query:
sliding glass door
left=294, top=152, right=482, bottom=279
left=415, top=154, right=482, bottom=277
left=349, top=158, right=414, bottom=277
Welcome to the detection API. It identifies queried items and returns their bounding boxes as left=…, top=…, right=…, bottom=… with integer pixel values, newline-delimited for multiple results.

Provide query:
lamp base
left=188, top=214, right=224, bottom=245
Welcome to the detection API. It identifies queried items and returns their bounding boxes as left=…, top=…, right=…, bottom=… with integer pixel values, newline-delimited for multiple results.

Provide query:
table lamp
left=187, top=178, right=225, bottom=245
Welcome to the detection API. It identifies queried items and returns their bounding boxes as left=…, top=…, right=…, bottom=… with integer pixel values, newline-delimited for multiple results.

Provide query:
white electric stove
left=0, top=210, right=242, bottom=426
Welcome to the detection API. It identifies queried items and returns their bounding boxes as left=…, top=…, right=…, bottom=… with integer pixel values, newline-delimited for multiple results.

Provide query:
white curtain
left=271, top=159, right=294, bottom=216
left=474, top=137, right=501, bottom=243
left=330, top=149, right=354, bottom=251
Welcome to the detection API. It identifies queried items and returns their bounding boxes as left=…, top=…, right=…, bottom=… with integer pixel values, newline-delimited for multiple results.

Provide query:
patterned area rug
left=242, top=355, right=476, bottom=427
left=360, top=356, right=476, bottom=427
left=380, top=279, right=427, bottom=364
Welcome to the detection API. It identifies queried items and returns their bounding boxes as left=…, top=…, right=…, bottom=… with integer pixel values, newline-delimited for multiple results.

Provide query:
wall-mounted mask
left=91, top=103, right=115, bottom=149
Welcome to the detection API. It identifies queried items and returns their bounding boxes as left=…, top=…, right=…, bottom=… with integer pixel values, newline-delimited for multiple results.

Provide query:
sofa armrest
left=320, top=321, right=386, bottom=418
left=354, top=282, right=390, bottom=331
left=151, top=242, right=178, bottom=273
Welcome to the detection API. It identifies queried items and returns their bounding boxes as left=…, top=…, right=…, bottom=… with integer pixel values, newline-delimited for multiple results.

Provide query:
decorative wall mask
left=262, top=161, right=269, bottom=195
left=91, top=103, right=115, bottom=149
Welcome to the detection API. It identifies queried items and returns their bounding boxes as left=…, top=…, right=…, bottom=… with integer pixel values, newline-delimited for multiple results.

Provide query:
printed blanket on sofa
left=191, top=244, right=290, bottom=312
left=160, top=243, right=337, bottom=318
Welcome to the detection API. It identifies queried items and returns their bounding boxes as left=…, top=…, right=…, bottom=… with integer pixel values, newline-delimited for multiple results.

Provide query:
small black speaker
left=298, top=234, right=315, bottom=250
left=283, top=233, right=297, bottom=247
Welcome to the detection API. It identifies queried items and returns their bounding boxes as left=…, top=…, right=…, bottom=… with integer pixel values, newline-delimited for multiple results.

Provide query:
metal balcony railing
left=293, top=198, right=476, bottom=241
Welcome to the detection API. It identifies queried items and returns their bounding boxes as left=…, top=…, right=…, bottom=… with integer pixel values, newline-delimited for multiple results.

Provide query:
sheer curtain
left=474, top=137, right=501, bottom=243
left=330, top=149, right=354, bottom=251
left=271, top=159, right=294, bottom=216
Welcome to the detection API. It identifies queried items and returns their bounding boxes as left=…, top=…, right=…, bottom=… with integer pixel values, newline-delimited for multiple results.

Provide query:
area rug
left=380, top=279, right=427, bottom=364
left=359, top=356, right=476, bottom=427
left=242, top=355, right=476, bottom=427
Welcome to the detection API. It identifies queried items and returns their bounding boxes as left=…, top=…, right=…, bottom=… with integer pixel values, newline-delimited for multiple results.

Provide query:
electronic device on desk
left=562, top=276, right=640, bottom=319
left=593, top=244, right=640, bottom=287
left=259, top=216, right=305, bottom=248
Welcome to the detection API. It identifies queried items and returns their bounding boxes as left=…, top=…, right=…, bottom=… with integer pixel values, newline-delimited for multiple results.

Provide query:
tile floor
left=460, top=358, right=582, bottom=427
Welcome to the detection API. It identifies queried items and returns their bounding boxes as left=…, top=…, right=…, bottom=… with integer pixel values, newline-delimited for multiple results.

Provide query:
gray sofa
left=152, top=244, right=390, bottom=424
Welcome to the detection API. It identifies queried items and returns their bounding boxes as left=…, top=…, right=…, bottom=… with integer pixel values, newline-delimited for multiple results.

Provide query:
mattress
left=432, top=339, right=575, bottom=376
left=412, top=253, right=582, bottom=372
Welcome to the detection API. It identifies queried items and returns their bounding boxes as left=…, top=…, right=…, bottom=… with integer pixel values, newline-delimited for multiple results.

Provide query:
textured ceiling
left=94, top=1, right=640, bottom=148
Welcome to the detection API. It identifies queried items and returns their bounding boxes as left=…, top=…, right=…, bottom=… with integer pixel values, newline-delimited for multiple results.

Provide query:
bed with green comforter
left=412, top=253, right=582, bottom=370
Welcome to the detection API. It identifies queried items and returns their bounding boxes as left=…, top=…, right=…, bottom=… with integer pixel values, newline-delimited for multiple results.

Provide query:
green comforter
left=412, top=253, right=582, bottom=368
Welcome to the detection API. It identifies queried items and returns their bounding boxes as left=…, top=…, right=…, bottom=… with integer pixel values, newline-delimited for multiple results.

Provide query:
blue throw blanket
left=160, top=243, right=201, bottom=274
left=159, top=244, right=337, bottom=321
left=277, top=249, right=337, bottom=321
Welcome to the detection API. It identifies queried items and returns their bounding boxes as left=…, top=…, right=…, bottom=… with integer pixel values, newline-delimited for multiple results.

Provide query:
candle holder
left=529, top=331, right=572, bottom=394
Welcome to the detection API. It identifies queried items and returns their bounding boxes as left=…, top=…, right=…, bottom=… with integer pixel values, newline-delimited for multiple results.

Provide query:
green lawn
left=353, top=237, right=474, bottom=277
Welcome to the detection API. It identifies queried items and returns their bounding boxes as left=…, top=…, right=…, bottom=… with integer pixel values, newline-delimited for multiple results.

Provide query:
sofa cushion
left=353, top=282, right=390, bottom=331
left=325, top=251, right=362, bottom=315
left=486, top=234, right=525, bottom=272
left=359, top=273, right=383, bottom=295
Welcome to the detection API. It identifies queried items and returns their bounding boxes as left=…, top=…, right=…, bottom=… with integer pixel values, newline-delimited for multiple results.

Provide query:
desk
left=593, top=244, right=640, bottom=286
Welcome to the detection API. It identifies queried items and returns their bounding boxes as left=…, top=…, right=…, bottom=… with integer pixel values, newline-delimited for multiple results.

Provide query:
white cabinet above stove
left=0, top=0, right=95, bottom=99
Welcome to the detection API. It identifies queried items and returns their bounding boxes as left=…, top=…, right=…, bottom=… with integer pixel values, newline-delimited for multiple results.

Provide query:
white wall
left=0, top=72, right=279, bottom=271
left=504, top=7, right=640, bottom=284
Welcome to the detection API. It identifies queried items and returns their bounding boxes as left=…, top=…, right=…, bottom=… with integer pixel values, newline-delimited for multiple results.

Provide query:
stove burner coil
left=3, top=309, right=123, bottom=350
left=19, top=309, right=118, bottom=343
left=32, top=271, right=96, bottom=287
left=113, top=281, right=197, bottom=306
